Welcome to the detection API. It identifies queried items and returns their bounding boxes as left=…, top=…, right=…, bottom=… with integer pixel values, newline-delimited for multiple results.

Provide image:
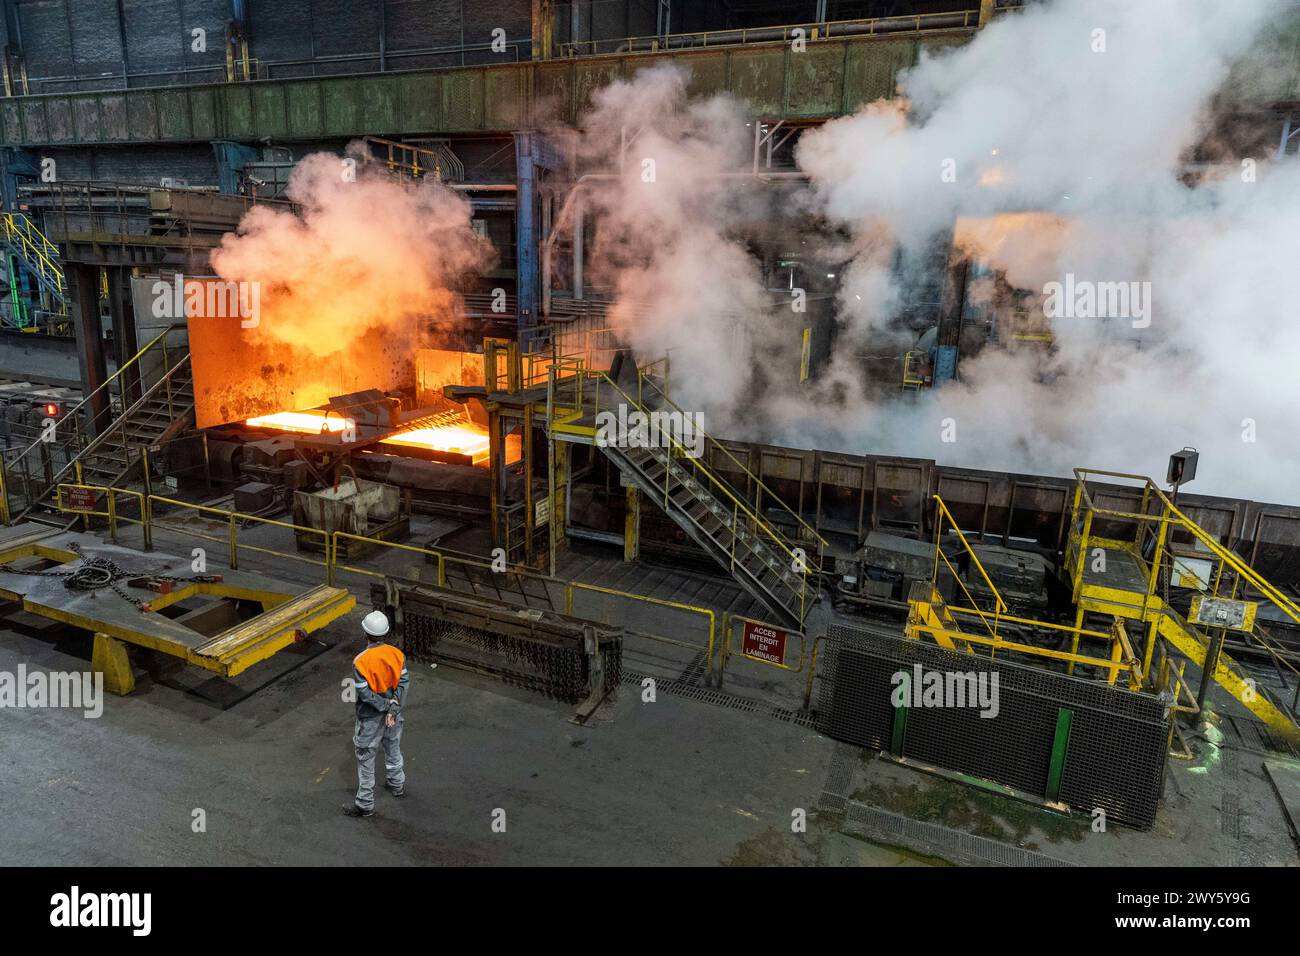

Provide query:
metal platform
left=0, top=523, right=354, bottom=682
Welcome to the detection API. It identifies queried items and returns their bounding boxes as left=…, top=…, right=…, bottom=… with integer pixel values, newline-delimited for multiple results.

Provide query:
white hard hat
left=362, top=610, right=390, bottom=638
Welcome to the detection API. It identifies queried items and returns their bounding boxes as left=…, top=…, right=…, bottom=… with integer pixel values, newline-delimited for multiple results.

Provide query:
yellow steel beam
left=1155, top=611, right=1299, bottom=741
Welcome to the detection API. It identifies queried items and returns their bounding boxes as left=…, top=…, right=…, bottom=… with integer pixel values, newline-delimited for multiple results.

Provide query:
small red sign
left=741, top=621, right=787, bottom=666
left=62, top=487, right=100, bottom=513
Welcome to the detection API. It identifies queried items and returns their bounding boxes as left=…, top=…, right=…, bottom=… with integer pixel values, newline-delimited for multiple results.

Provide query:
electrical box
left=1167, top=448, right=1198, bottom=486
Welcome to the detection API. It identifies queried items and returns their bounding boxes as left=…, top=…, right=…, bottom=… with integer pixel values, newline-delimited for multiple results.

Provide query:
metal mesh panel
left=816, top=623, right=1170, bottom=830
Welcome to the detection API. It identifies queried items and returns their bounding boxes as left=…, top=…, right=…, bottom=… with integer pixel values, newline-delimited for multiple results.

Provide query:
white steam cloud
left=576, top=0, right=1297, bottom=501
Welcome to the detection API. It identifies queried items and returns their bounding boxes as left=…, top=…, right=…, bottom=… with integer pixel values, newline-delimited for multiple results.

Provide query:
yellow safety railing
left=930, top=494, right=1007, bottom=638
left=717, top=612, right=806, bottom=681
left=558, top=365, right=818, bottom=621
left=565, top=580, right=717, bottom=678
left=146, top=495, right=331, bottom=582
left=1068, top=468, right=1300, bottom=724
left=1071, top=468, right=1300, bottom=629
left=47, top=483, right=730, bottom=675
left=901, top=350, right=925, bottom=388
left=637, top=371, right=827, bottom=554
left=1, top=212, right=64, bottom=298
left=908, top=611, right=1140, bottom=686
left=3, top=324, right=182, bottom=472
left=1, top=325, right=190, bottom=525
left=55, top=483, right=149, bottom=548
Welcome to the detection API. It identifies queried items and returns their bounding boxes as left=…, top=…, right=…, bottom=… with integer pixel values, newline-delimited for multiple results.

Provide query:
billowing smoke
left=785, top=0, right=1296, bottom=500
left=207, top=144, right=491, bottom=413
left=570, top=3, right=1299, bottom=501
left=570, top=64, right=793, bottom=417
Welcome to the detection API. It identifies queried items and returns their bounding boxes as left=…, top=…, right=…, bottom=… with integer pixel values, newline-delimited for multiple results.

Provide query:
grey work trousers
left=353, top=712, right=405, bottom=811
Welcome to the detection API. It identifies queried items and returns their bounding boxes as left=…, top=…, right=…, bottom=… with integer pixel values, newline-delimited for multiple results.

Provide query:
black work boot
left=341, top=802, right=374, bottom=818
left=385, top=783, right=405, bottom=798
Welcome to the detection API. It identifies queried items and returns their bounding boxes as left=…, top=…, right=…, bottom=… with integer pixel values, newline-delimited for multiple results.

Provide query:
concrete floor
left=0, top=509, right=1296, bottom=866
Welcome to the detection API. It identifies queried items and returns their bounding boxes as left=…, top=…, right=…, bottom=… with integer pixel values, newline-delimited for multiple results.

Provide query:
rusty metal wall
left=0, top=30, right=978, bottom=148
left=683, top=441, right=1300, bottom=586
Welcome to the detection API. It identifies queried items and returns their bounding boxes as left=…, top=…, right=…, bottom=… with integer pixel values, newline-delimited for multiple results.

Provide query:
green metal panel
left=442, top=69, right=483, bottom=131
left=252, top=84, right=287, bottom=138
left=919, top=33, right=971, bottom=59
left=45, top=97, right=74, bottom=143
left=99, top=94, right=128, bottom=141
left=1045, top=707, right=1073, bottom=801
left=573, top=60, right=622, bottom=119
left=225, top=84, right=254, bottom=138
left=844, top=36, right=916, bottom=108
left=322, top=79, right=360, bottom=135
left=730, top=48, right=786, bottom=116
left=285, top=82, right=323, bottom=137
left=157, top=90, right=191, bottom=140
left=786, top=43, right=845, bottom=117
left=20, top=99, right=47, bottom=144
left=2, top=100, right=22, bottom=145
left=535, top=62, right=572, bottom=125
left=190, top=87, right=219, bottom=140
left=484, top=66, right=526, bottom=130
left=890, top=671, right=909, bottom=754
left=678, top=50, right=729, bottom=100
left=360, top=77, right=397, bottom=133
left=126, top=92, right=159, bottom=141
left=72, top=96, right=100, bottom=143
left=397, top=72, right=439, bottom=133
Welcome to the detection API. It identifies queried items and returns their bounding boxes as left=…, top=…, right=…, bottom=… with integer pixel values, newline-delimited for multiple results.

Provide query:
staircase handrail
left=636, top=372, right=828, bottom=550
left=1073, top=468, right=1300, bottom=629
left=588, top=368, right=814, bottom=579
left=1, top=212, right=64, bottom=292
left=3, top=324, right=185, bottom=472
left=12, top=353, right=192, bottom=521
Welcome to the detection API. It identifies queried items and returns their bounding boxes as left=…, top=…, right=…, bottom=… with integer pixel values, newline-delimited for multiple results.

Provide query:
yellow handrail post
left=228, top=514, right=238, bottom=570
left=107, top=491, right=117, bottom=543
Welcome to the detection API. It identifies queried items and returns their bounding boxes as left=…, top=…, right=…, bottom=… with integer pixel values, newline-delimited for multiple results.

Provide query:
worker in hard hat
left=342, top=610, right=410, bottom=818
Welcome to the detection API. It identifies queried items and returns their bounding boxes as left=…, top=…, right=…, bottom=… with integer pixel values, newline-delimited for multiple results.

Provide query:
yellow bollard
left=91, top=632, right=135, bottom=695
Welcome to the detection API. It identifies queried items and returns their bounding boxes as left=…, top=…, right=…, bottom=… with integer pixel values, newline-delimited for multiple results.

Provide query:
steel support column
left=69, top=262, right=111, bottom=435
left=624, top=484, right=639, bottom=561
left=514, top=132, right=539, bottom=346
left=106, top=266, right=140, bottom=407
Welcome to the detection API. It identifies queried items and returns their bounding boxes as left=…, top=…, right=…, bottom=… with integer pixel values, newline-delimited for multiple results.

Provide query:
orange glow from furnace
left=246, top=410, right=348, bottom=434
left=381, top=424, right=491, bottom=465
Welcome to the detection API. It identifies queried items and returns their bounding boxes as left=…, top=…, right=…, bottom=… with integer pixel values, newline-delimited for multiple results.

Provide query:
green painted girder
left=0, top=31, right=975, bottom=148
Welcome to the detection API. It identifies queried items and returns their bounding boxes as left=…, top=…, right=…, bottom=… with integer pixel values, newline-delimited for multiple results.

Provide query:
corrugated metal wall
left=12, top=0, right=533, bottom=91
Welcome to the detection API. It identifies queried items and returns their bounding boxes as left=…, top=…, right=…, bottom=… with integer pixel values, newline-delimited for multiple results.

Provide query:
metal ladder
left=555, top=365, right=823, bottom=630
left=1, top=326, right=192, bottom=524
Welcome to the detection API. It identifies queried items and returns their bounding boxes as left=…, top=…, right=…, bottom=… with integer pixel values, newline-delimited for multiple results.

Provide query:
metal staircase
left=0, top=211, right=67, bottom=328
left=549, top=360, right=823, bottom=630
left=1066, top=468, right=1300, bottom=741
left=75, top=356, right=194, bottom=489
left=0, top=325, right=192, bottom=525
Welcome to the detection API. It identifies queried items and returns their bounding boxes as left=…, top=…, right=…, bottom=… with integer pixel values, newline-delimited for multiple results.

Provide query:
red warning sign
left=741, top=621, right=788, bottom=666
left=61, top=486, right=100, bottom=513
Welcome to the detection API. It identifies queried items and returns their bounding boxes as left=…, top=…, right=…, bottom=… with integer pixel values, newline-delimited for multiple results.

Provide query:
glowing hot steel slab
left=380, top=424, right=490, bottom=465
left=245, top=410, right=349, bottom=434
